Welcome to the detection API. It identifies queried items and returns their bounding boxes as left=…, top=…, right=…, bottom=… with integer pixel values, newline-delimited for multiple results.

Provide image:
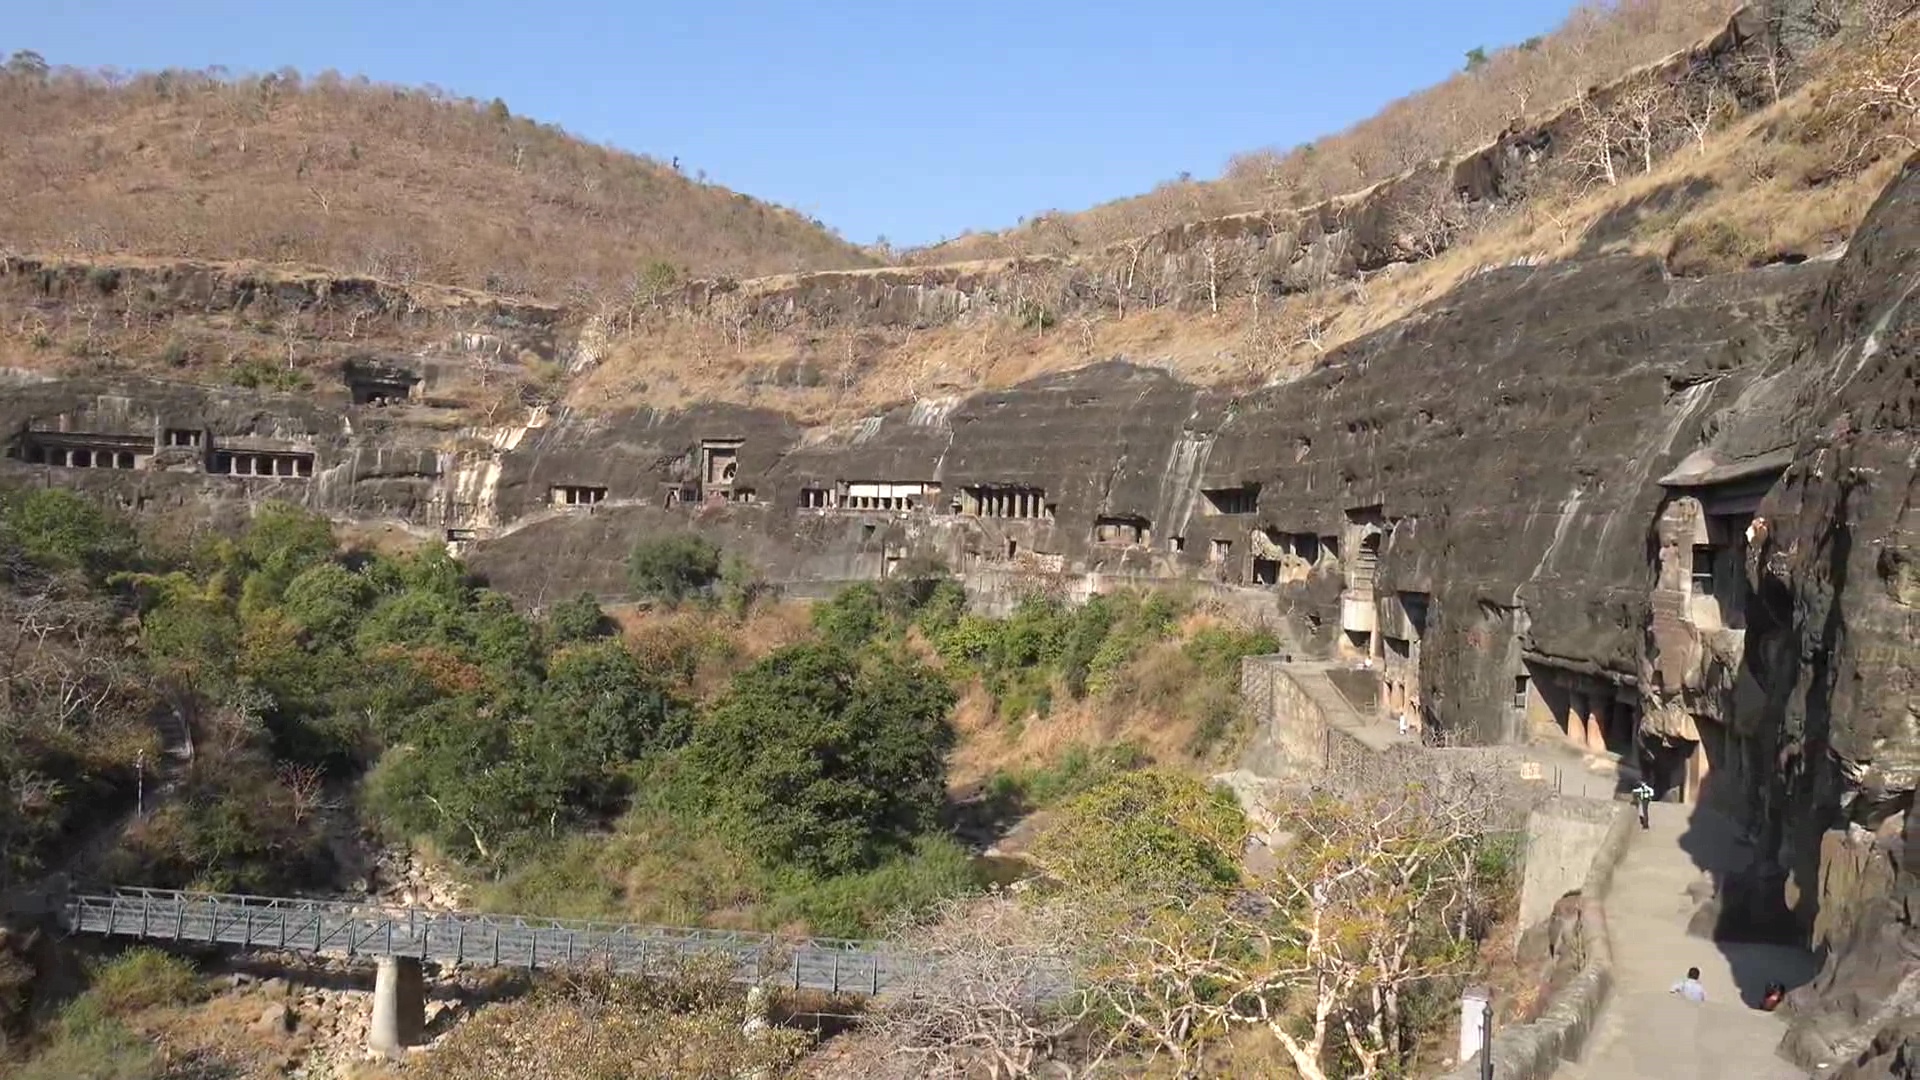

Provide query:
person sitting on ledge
left=1670, top=966, right=1707, bottom=1003
left=1760, top=982, right=1786, bottom=1012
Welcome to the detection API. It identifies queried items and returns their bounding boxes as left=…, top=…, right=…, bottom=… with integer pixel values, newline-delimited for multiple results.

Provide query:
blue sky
left=11, top=0, right=1583, bottom=248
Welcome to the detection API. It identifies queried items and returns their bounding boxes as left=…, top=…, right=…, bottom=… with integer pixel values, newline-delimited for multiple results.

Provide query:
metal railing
left=58, top=887, right=913, bottom=997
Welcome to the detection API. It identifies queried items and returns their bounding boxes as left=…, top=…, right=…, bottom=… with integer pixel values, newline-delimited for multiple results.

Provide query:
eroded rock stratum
left=3, top=156, right=1915, bottom=1066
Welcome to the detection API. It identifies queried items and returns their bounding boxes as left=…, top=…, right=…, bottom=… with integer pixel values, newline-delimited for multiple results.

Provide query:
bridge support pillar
left=369, top=956, right=424, bottom=1057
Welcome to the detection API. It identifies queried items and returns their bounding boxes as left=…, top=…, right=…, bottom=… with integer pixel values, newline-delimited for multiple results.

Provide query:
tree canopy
left=689, top=643, right=955, bottom=876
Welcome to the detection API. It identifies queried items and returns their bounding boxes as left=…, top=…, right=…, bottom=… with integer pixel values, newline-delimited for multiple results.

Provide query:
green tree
left=1059, top=594, right=1119, bottom=698
left=626, top=534, right=721, bottom=607
left=1465, top=46, right=1490, bottom=71
left=355, top=588, right=471, bottom=655
left=235, top=503, right=336, bottom=613
left=137, top=574, right=242, bottom=695
left=996, top=596, right=1070, bottom=669
left=537, top=640, right=682, bottom=771
left=546, top=591, right=612, bottom=643
left=280, top=562, right=377, bottom=649
left=465, top=589, right=542, bottom=678
left=0, top=488, right=135, bottom=579
left=911, top=578, right=968, bottom=635
left=366, top=705, right=566, bottom=866
left=689, top=644, right=955, bottom=875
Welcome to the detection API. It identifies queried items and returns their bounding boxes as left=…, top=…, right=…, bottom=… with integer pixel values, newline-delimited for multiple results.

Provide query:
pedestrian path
left=1558, top=802, right=1820, bottom=1080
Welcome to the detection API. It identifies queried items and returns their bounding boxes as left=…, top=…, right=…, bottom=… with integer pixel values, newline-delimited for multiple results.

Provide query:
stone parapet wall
left=1441, top=804, right=1635, bottom=1080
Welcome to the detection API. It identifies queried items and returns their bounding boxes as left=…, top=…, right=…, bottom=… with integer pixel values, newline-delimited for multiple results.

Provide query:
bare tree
left=275, top=762, right=329, bottom=825
left=1615, top=79, right=1681, bottom=176
left=1388, top=172, right=1472, bottom=261
left=1813, top=14, right=1920, bottom=165
left=1677, top=81, right=1732, bottom=155
left=1078, top=778, right=1516, bottom=1080
left=853, top=893, right=1092, bottom=1079
left=1569, top=93, right=1627, bottom=187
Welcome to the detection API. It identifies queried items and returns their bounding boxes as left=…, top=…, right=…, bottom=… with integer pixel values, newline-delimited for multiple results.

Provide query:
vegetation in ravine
left=2, top=488, right=1525, bottom=1078
left=3, top=488, right=1274, bottom=949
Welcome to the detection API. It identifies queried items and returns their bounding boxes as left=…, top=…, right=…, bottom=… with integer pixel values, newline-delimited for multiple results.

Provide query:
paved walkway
left=1559, top=801, right=1819, bottom=1080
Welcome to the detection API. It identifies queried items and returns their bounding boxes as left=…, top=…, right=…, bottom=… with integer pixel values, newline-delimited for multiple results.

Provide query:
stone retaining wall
left=1441, top=804, right=1635, bottom=1080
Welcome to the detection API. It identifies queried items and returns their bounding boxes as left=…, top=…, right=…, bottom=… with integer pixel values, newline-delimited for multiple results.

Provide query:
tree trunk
left=1272, top=1025, right=1329, bottom=1080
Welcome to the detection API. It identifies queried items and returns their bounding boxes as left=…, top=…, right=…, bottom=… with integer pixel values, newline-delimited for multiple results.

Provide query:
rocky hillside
left=0, top=57, right=877, bottom=301
left=574, top=2, right=1913, bottom=421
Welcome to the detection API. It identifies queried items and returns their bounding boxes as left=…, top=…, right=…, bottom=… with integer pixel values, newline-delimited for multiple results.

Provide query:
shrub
left=931, top=614, right=1000, bottom=669
left=117, top=754, right=336, bottom=893
left=1182, top=625, right=1279, bottom=679
left=717, top=554, right=769, bottom=619
left=996, top=596, right=1070, bottom=668
left=1031, top=768, right=1245, bottom=897
left=1183, top=681, right=1245, bottom=758
left=418, top=979, right=811, bottom=1080
left=762, top=834, right=980, bottom=938
left=911, top=577, right=968, bottom=634
left=13, top=996, right=157, bottom=1080
left=227, top=358, right=312, bottom=392
left=626, top=534, right=722, bottom=607
left=812, top=582, right=886, bottom=649
left=547, top=591, right=613, bottom=643
left=984, top=740, right=1146, bottom=815
left=1666, top=214, right=1763, bottom=277
left=1058, top=595, right=1118, bottom=698
left=87, top=947, right=200, bottom=1013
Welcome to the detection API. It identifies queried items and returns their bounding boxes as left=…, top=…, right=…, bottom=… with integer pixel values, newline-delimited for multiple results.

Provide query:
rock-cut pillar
left=1583, top=697, right=1611, bottom=756
left=369, top=956, right=425, bottom=1057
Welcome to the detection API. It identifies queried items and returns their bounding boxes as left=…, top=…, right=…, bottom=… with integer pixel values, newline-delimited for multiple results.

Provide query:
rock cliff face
left=1729, top=158, right=1918, bottom=1068
left=1, top=160, right=1913, bottom=1065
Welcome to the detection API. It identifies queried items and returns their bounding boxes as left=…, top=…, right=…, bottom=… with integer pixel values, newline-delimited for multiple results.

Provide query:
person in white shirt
left=1633, top=780, right=1656, bottom=829
left=1670, top=966, right=1707, bottom=1002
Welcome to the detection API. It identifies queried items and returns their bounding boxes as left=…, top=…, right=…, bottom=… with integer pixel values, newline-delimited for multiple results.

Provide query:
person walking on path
left=1633, top=779, right=1656, bottom=829
left=1671, top=966, right=1708, bottom=1002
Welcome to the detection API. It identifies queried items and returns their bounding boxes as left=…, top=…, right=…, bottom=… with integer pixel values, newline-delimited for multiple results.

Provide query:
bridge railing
left=60, top=887, right=916, bottom=996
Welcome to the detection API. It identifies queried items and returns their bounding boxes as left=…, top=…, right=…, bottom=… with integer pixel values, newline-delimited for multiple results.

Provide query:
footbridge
left=27, top=885, right=923, bottom=1055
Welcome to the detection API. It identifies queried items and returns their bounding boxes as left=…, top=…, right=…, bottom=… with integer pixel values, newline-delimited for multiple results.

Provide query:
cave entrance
left=1251, top=555, right=1280, bottom=586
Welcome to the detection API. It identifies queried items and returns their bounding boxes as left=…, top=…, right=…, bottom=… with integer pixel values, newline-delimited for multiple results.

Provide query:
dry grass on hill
left=946, top=608, right=1255, bottom=792
left=0, top=60, right=875, bottom=302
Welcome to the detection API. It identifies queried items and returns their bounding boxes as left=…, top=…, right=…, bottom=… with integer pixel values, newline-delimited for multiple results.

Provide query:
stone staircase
left=153, top=706, right=195, bottom=764
left=1292, top=660, right=1412, bottom=752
